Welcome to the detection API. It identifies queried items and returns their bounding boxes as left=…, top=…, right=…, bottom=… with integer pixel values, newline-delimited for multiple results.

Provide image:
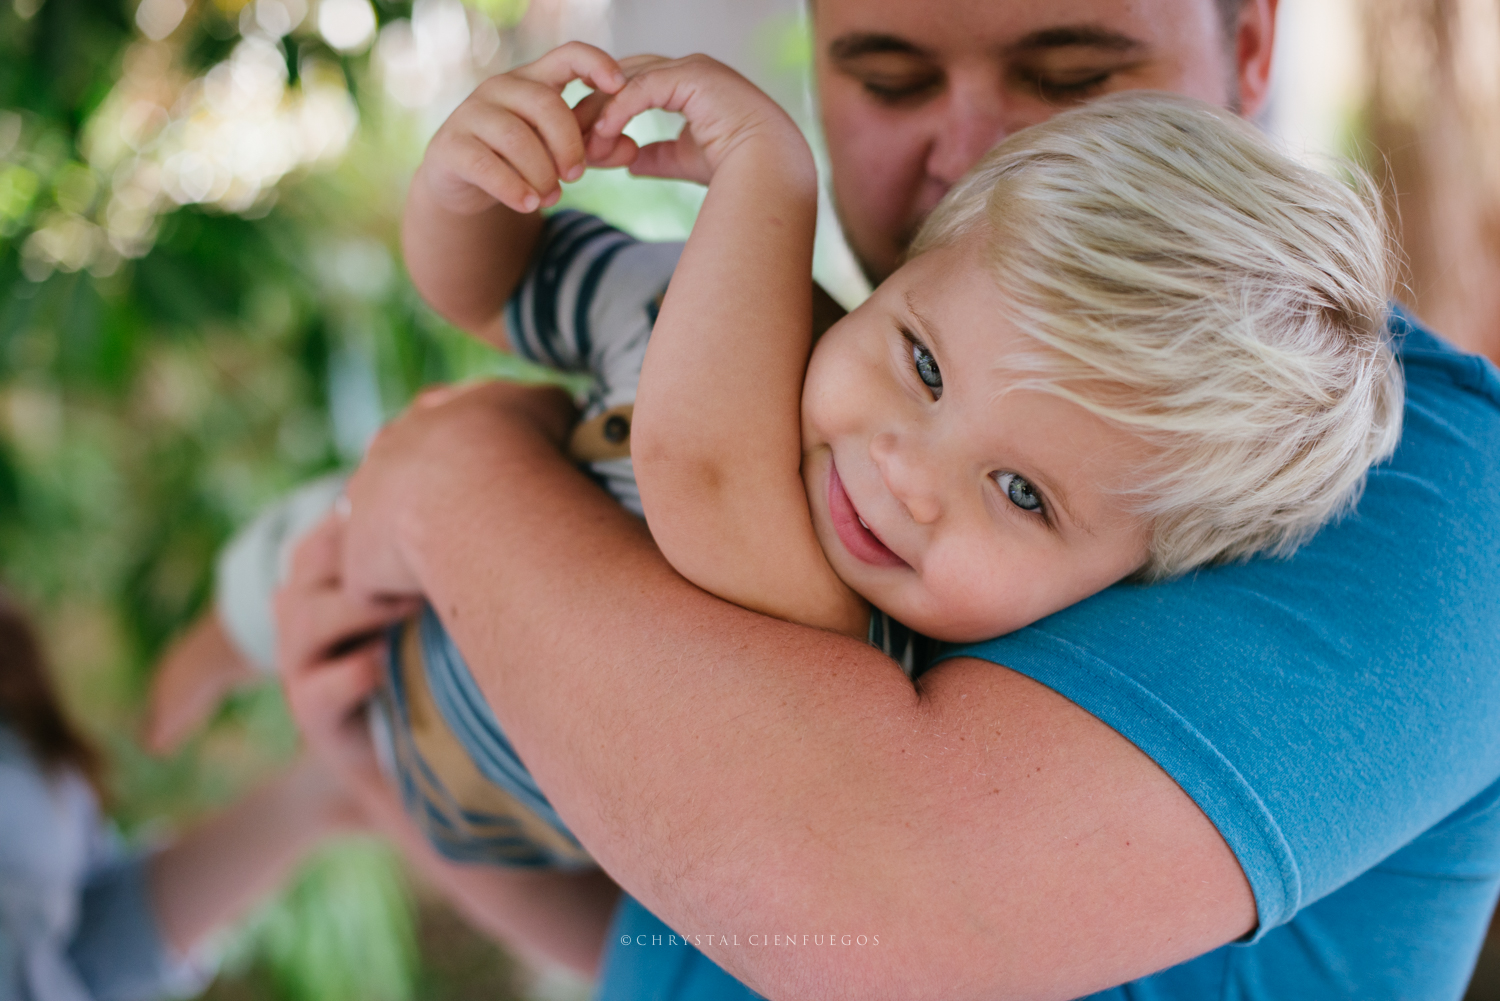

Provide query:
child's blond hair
left=911, top=91, right=1404, bottom=579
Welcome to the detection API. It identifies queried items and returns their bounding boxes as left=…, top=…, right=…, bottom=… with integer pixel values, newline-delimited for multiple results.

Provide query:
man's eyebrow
left=1006, top=25, right=1147, bottom=55
left=827, top=32, right=930, bottom=62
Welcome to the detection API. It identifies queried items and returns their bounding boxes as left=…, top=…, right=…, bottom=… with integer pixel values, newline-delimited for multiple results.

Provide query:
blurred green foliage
left=223, top=839, right=418, bottom=1001
left=0, top=0, right=718, bottom=987
left=0, top=0, right=547, bottom=994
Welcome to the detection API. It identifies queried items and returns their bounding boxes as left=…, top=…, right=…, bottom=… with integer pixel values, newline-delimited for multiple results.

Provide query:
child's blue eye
left=995, top=472, right=1043, bottom=513
left=912, top=342, right=942, bottom=398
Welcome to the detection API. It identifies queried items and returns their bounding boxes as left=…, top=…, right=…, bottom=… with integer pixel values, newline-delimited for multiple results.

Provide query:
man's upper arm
left=754, top=652, right=1257, bottom=1001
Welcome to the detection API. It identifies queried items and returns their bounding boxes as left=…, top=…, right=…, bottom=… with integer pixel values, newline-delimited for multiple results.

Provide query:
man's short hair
left=911, top=92, right=1403, bottom=578
left=1215, top=0, right=1247, bottom=44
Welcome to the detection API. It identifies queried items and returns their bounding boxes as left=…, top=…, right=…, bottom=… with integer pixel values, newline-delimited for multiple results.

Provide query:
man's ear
left=1234, top=0, right=1278, bottom=117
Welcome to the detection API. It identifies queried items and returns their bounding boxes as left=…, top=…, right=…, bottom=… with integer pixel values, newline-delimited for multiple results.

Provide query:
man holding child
left=278, top=0, right=1500, bottom=998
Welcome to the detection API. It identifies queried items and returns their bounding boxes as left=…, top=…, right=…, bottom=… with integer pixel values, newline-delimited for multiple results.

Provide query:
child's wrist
left=720, top=131, right=818, bottom=200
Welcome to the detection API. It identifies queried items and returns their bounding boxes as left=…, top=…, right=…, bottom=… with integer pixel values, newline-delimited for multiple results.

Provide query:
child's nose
left=870, top=432, right=942, bottom=525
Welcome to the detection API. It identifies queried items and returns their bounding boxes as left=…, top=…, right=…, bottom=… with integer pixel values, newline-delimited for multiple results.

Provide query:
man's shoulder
left=946, top=307, right=1500, bottom=935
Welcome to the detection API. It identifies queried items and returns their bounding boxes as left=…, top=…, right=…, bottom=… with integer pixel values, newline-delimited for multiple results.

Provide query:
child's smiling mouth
left=828, top=461, right=908, bottom=568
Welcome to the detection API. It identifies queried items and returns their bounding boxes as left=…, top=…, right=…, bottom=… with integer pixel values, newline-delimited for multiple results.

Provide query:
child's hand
left=413, top=42, right=630, bottom=216
left=585, top=54, right=810, bottom=186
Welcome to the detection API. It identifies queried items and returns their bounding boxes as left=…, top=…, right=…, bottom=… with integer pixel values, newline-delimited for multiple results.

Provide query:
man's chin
left=831, top=209, right=919, bottom=286
left=863, top=222, right=925, bottom=285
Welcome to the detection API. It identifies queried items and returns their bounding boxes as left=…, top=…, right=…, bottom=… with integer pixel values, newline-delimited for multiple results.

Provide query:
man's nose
left=924, top=76, right=1010, bottom=186
left=871, top=431, right=942, bottom=525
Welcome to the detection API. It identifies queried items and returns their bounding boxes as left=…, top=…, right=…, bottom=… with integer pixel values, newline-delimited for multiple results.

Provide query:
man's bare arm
left=274, top=510, right=619, bottom=975
left=343, top=385, right=1256, bottom=1001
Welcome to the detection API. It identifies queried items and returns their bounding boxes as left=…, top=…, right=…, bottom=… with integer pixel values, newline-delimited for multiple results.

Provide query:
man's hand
left=338, top=380, right=577, bottom=603
left=143, top=608, right=259, bottom=754
left=275, top=513, right=417, bottom=790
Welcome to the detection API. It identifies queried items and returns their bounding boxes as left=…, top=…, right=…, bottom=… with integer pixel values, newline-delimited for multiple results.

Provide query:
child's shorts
left=369, top=604, right=596, bottom=869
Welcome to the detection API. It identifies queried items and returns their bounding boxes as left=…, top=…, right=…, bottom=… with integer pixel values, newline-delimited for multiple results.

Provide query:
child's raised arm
left=402, top=43, right=631, bottom=349
left=590, top=56, right=868, bottom=638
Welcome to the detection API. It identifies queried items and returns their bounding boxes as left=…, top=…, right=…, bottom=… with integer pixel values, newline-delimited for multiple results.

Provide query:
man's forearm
left=393, top=399, right=921, bottom=993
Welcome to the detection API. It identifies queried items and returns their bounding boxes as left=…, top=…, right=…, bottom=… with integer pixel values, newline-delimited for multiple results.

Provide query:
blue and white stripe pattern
left=373, top=210, right=934, bottom=870
left=506, top=210, right=685, bottom=517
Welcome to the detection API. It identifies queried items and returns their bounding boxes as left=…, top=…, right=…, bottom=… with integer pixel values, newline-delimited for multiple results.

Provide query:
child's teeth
left=858, top=517, right=869, bottom=530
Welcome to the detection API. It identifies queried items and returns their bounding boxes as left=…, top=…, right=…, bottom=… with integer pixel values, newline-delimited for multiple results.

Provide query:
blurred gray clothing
left=0, top=728, right=207, bottom=1001
left=213, top=473, right=348, bottom=674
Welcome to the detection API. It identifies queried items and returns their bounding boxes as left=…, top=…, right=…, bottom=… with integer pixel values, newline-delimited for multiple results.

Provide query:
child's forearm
left=401, top=184, right=543, bottom=350
left=630, top=96, right=866, bottom=637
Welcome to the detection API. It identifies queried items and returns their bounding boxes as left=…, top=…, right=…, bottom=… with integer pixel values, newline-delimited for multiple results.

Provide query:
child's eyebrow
left=1029, top=467, right=1089, bottom=535
left=902, top=290, right=941, bottom=347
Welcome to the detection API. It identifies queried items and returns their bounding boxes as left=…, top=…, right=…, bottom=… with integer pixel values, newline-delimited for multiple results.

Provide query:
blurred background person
left=0, top=589, right=363, bottom=1001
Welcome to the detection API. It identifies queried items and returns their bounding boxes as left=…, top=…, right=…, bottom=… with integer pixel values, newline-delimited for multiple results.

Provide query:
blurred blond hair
left=911, top=91, right=1404, bottom=578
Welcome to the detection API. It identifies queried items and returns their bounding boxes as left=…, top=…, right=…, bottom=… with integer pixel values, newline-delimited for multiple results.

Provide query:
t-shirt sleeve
left=504, top=209, right=683, bottom=410
left=940, top=316, right=1500, bottom=940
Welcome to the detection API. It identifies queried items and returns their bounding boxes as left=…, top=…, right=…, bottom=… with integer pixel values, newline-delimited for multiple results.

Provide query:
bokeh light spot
left=318, top=0, right=376, bottom=53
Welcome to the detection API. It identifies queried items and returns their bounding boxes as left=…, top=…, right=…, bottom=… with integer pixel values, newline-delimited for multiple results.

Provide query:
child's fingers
left=570, top=87, right=612, bottom=138
left=481, top=77, right=594, bottom=185
left=461, top=102, right=569, bottom=202
left=615, top=53, right=673, bottom=77
left=585, top=131, right=641, bottom=169
left=573, top=89, right=640, bottom=167
left=627, top=139, right=706, bottom=184
left=449, top=133, right=551, bottom=213
left=589, top=59, right=696, bottom=142
left=512, top=40, right=626, bottom=95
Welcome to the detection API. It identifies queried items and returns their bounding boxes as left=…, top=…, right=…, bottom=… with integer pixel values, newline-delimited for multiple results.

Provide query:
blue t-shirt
left=592, top=310, right=1500, bottom=999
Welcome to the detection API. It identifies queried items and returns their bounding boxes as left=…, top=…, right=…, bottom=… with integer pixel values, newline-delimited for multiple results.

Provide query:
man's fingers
left=414, top=382, right=475, bottom=409
left=513, top=40, right=626, bottom=94
left=285, top=514, right=346, bottom=589
left=287, top=645, right=385, bottom=727
left=276, top=580, right=417, bottom=674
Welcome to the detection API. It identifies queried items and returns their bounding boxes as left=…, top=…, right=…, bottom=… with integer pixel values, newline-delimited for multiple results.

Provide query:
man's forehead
left=813, top=0, right=1215, bottom=54
left=826, top=25, right=1148, bottom=62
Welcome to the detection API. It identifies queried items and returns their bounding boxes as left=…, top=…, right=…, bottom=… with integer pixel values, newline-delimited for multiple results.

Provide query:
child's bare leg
left=143, top=607, right=258, bottom=754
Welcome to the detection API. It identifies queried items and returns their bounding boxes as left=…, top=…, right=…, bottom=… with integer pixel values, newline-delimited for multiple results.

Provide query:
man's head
left=811, top=0, right=1278, bottom=282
